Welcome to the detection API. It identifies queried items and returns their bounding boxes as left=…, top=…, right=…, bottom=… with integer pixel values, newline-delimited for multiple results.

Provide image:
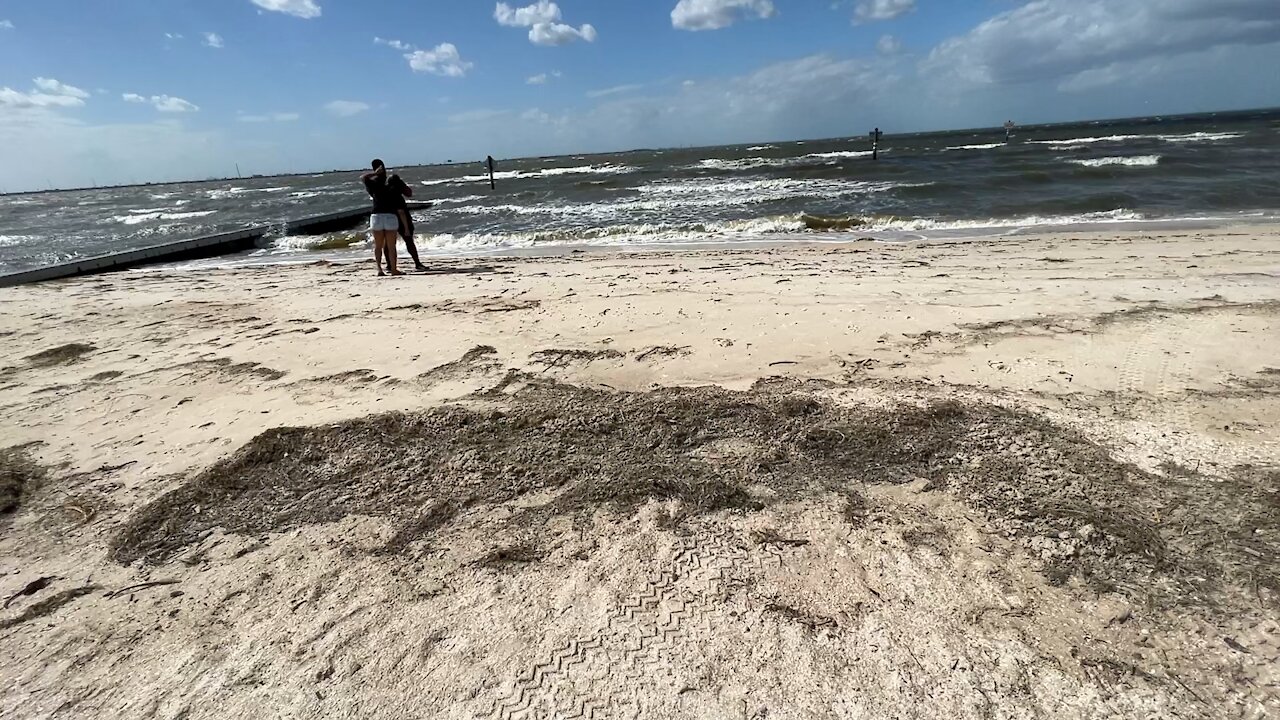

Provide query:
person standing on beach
left=361, top=159, right=403, bottom=276
left=387, top=172, right=429, bottom=272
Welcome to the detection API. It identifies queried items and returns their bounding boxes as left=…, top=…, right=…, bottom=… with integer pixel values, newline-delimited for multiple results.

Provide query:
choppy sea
left=1, top=108, right=1278, bottom=273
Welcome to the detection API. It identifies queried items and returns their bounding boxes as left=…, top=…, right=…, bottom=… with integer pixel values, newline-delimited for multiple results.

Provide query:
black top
left=387, top=174, right=411, bottom=211
left=363, top=174, right=401, bottom=214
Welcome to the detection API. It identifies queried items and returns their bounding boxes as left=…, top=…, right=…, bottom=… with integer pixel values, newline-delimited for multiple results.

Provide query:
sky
left=1, top=0, right=1278, bottom=191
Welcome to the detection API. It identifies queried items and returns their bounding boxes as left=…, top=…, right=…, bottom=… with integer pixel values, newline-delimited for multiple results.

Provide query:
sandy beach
left=1, top=225, right=1278, bottom=718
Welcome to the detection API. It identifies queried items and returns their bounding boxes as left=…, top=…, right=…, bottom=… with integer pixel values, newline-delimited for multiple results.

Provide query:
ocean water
left=1, top=108, right=1278, bottom=273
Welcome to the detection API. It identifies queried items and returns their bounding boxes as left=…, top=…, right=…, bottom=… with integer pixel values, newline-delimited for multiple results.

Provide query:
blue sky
left=1, top=0, right=1278, bottom=190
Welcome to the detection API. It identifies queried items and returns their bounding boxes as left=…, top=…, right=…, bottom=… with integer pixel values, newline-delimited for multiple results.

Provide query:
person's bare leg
left=373, top=233, right=385, bottom=276
left=398, top=210, right=427, bottom=271
left=382, top=230, right=404, bottom=276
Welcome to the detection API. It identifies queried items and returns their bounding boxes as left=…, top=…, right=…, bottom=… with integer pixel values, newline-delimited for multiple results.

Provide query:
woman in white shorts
left=361, top=159, right=404, bottom=276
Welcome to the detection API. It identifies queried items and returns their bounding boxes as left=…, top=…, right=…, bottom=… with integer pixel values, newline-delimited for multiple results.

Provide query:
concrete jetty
left=0, top=204, right=429, bottom=287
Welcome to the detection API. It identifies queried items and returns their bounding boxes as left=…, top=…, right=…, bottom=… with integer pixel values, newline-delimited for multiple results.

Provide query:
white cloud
left=250, top=0, right=321, bottom=19
left=495, top=1, right=560, bottom=27
left=33, top=78, right=90, bottom=100
left=238, top=112, right=300, bottom=122
left=876, top=34, right=902, bottom=55
left=325, top=100, right=370, bottom=117
left=528, top=70, right=564, bottom=84
left=923, top=0, right=1280, bottom=91
left=671, top=0, right=775, bottom=31
left=154, top=96, right=196, bottom=113
left=587, top=83, right=644, bottom=99
left=374, top=37, right=473, bottom=76
left=1, top=20, right=15, bottom=30
left=0, top=78, right=90, bottom=109
left=203, top=32, right=224, bottom=49
left=374, top=37, right=413, bottom=51
left=405, top=43, right=473, bottom=77
left=853, top=0, right=915, bottom=24
left=164, top=32, right=184, bottom=41
left=124, top=93, right=199, bottom=113
left=521, top=108, right=553, bottom=124
left=530, top=22, right=597, bottom=46
left=495, top=2, right=597, bottom=45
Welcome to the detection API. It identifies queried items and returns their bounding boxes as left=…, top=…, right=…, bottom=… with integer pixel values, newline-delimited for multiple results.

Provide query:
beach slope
left=1, top=226, right=1277, bottom=718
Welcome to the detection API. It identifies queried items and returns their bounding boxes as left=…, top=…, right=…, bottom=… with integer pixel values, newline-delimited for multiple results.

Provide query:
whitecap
left=860, top=209, right=1146, bottom=232
left=429, top=194, right=488, bottom=206
left=420, top=164, right=634, bottom=186
left=1029, top=135, right=1142, bottom=147
left=1153, top=132, right=1242, bottom=143
left=944, top=143, right=1005, bottom=151
left=803, top=150, right=876, bottom=160
left=111, top=210, right=218, bottom=225
left=0, top=234, right=40, bottom=247
left=1066, top=155, right=1160, bottom=167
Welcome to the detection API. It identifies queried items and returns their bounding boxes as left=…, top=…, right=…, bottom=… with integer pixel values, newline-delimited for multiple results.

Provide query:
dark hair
left=371, top=159, right=385, bottom=170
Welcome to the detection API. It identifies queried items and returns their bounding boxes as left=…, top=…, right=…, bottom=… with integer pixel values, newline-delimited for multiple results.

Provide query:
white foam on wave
left=402, top=209, right=1152, bottom=254
left=206, top=186, right=291, bottom=199
left=1066, top=155, right=1161, bottom=168
left=1032, top=131, right=1241, bottom=148
left=637, top=177, right=907, bottom=202
left=421, top=171, right=520, bottom=187
left=1029, top=135, right=1142, bottom=147
left=696, top=158, right=781, bottom=171
left=803, top=150, right=876, bottom=160
left=541, top=164, right=632, bottom=177
left=746, top=145, right=776, bottom=151
left=693, top=154, right=843, bottom=171
left=430, top=194, right=488, bottom=206
left=1154, top=131, right=1243, bottom=143
left=268, top=233, right=368, bottom=251
left=944, top=143, right=1005, bottom=151
left=0, top=234, right=40, bottom=247
left=111, top=210, right=217, bottom=225
left=435, top=177, right=919, bottom=224
left=420, top=164, right=634, bottom=187
left=415, top=215, right=812, bottom=253
left=862, top=209, right=1146, bottom=232
left=243, top=209, right=1280, bottom=266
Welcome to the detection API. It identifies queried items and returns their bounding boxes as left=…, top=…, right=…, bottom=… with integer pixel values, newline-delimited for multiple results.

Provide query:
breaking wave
left=390, top=209, right=1153, bottom=254
left=111, top=210, right=217, bottom=225
left=945, top=143, right=1005, bottom=151
left=1067, top=156, right=1161, bottom=168
left=420, top=164, right=635, bottom=187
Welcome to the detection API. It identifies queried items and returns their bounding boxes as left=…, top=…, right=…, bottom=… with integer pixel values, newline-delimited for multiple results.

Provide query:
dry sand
left=0, top=226, right=1278, bottom=719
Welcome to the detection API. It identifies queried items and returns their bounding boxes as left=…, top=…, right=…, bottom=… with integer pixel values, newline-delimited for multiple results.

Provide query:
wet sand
left=1, top=225, right=1278, bottom=718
